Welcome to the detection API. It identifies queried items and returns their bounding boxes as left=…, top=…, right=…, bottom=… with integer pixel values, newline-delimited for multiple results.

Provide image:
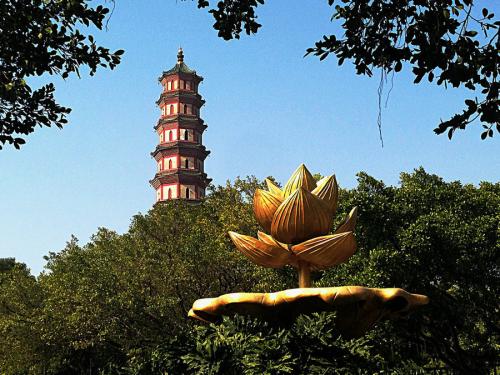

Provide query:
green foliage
left=0, top=0, right=123, bottom=149
left=0, top=171, right=498, bottom=374
left=0, top=258, right=16, bottom=272
left=319, top=168, right=500, bottom=373
left=195, top=0, right=499, bottom=140
left=195, top=0, right=264, bottom=41
left=0, top=260, right=45, bottom=374
left=136, top=314, right=385, bottom=375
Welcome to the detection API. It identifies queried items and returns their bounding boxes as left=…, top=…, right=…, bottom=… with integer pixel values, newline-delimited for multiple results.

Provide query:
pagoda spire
left=150, top=49, right=211, bottom=203
left=177, top=47, right=184, bottom=64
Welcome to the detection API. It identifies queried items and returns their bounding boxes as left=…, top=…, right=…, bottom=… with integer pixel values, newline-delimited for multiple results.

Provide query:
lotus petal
left=291, top=232, right=356, bottom=269
left=228, top=232, right=290, bottom=268
left=265, top=178, right=284, bottom=199
left=311, top=175, right=338, bottom=215
left=257, top=231, right=288, bottom=250
left=253, top=189, right=283, bottom=232
left=335, top=207, right=358, bottom=234
left=283, top=164, right=317, bottom=197
left=258, top=231, right=300, bottom=267
left=271, top=187, right=331, bottom=244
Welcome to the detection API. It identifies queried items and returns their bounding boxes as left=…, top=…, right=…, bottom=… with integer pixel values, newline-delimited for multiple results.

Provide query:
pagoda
left=150, top=48, right=211, bottom=202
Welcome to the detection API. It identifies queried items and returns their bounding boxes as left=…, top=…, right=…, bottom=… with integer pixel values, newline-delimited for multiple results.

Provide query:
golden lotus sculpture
left=189, top=165, right=428, bottom=337
left=230, top=164, right=357, bottom=288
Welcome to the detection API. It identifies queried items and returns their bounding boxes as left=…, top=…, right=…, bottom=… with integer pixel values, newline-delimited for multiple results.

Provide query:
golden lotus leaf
left=291, top=232, right=356, bottom=269
left=283, top=164, right=317, bottom=197
left=228, top=231, right=290, bottom=268
left=271, top=187, right=331, bottom=244
left=189, top=286, right=429, bottom=337
left=253, top=188, right=283, bottom=233
left=311, top=175, right=338, bottom=215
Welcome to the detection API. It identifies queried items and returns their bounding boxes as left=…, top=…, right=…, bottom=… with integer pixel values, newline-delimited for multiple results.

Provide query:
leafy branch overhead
left=0, top=0, right=124, bottom=150
left=196, top=0, right=264, bottom=41
left=196, top=0, right=499, bottom=140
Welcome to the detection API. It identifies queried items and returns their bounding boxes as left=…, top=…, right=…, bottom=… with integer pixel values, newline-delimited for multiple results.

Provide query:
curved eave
left=151, top=142, right=211, bottom=159
left=150, top=171, right=212, bottom=188
left=155, top=115, right=207, bottom=131
left=156, top=91, right=205, bottom=106
left=158, top=65, right=204, bottom=82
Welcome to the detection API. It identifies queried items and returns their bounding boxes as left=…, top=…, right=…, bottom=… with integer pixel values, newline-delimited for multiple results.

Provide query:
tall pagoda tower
left=150, top=48, right=211, bottom=202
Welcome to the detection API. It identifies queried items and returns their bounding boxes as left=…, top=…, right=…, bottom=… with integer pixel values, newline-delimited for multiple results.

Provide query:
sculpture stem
left=298, top=261, right=311, bottom=288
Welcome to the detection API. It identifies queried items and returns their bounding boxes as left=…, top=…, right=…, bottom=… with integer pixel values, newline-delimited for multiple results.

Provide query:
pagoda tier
left=151, top=171, right=211, bottom=189
left=158, top=64, right=203, bottom=85
left=152, top=143, right=210, bottom=160
left=150, top=48, right=211, bottom=203
left=156, top=91, right=205, bottom=107
left=155, top=115, right=207, bottom=133
left=150, top=171, right=211, bottom=201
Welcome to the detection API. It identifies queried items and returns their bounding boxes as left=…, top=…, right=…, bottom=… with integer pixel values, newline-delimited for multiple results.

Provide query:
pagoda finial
left=177, top=47, right=184, bottom=64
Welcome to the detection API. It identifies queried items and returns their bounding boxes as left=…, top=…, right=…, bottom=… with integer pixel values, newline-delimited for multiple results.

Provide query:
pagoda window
left=160, top=133, right=164, bottom=142
left=186, top=187, right=190, bottom=199
left=184, top=104, right=188, bottom=114
left=174, top=80, right=178, bottom=89
left=186, top=81, right=191, bottom=90
left=169, top=131, right=173, bottom=141
left=168, top=159, right=172, bottom=169
left=167, top=81, right=172, bottom=91
left=185, top=159, right=189, bottom=168
left=168, top=188, right=172, bottom=199
left=169, top=104, right=174, bottom=115
left=184, top=129, right=189, bottom=140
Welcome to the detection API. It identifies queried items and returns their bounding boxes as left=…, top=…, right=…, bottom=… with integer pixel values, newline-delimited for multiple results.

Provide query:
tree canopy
left=0, top=171, right=498, bottom=373
left=196, top=0, right=499, bottom=141
left=0, top=0, right=123, bottom=150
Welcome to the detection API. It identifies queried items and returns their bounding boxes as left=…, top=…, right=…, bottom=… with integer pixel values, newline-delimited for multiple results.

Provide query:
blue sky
left=1, top=0, right=498, bottom=275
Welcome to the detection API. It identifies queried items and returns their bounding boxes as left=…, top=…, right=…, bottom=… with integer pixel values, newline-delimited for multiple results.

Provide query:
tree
left=0, top=173, right=497, bottom=373
left=110, top=170, right=499, bottom=375
left=0, top=0, right=123, bottom=150
left=0, top=260, right=45, bottom=374
left=319, top=169, right=499, bottom=373
left=32, top=178, right=275, bottom=373
left=195, top=0, right=499, bottom=141
left=0, top=257, right=16, bottom=271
